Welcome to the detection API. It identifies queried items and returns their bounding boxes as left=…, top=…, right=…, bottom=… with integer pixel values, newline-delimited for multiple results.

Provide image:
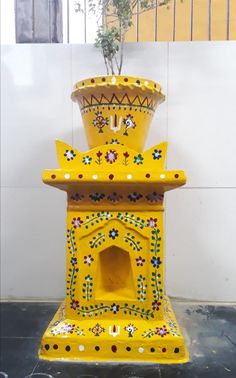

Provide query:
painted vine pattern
left=124, top=232, right=142, bottom=251
left=66, top=211, right=163, bottom=320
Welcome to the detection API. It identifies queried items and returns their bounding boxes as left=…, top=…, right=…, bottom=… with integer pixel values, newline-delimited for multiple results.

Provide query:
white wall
left=1, top=42, right=236, bottom=301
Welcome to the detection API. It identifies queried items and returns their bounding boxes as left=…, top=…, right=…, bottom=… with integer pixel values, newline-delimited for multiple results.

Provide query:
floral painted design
left=92, top=111, right=109, bottom=133
left=89, top=192, right=105, bottom=202
left=106, top=138, right=122, bottom=145
left=89, top=323, right=105, bottom=336
left=64, top=149, right=76, bottom=161
left=107, top=192, right=123, bottom=203
left=117, top=212, right=145, bottom=229
left=84, top=212, right=112, bottom=229
left=71, top=257, right=77, bottom=266
left=147, top=217, right=158, bottom=228
left=146, top=192, right=164, bottom=203
left=105, top=149, right=118, bottom=163
left=70, top=300, right=79, bottom=310
left=124, top=232, right=142, bottom=251
left=123, top=151, right=130, bottom=166
left=82, top=275, right=93, bottom=301
left=142, top=329, right=155, bottom=338
left=72, top=217, right=83, bottom=229
left=124, top=324, right=138, bottom=337
left=151, top=229, right=161, bottom=255
left=128, top=192, right=143, bottom=202
left=59, top=323, right=75, bottom=334
left=151, top=271, right=162, bottom=301
left=137, top=275, right=147, bottom=302
left=133, top=154, right=144, bottom=165
left=82, top=155, right=92, bottom=165
left=71, top=193, right=84, bottom=202
left=155, top=325, right=169, bottom=337
left=151, top=256, right=161, bottom=269
left=84, top=254, right=94, bottom=266
left=89, top=232, right=105, bottom=249
left=109, top=228, right=119, bottom=240
left=152, top=149, right=162, bottom=160
left=75, top=326, right=85, bottom=336
left=136, top=256, right=145, bottom=266
left=110, top=303, right=120, bottom=314
left=95, top=150, right=103, bottom=165
left=123, top=114, right=136, bottom=136
left=152, top=300, right=161, bottom=311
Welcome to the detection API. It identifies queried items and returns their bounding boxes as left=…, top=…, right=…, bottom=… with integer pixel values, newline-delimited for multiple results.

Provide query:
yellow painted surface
left=211, top=0, right=227, bottom=40
left=230, top=0, right=236, bottom=39
left=175, top=0, right=191, bottom=41
left=40, top=76, right=189, bottom=363
left=71, top=76, right=165, bottom=152
left=125, top=3, right=137, bottom=42
left=157, top=1, right=174, bottom=41
left=192, top=0, right=209, bottom=40
left=138, top=8, right=155, bottom=41
left=125, top=0, right=236, bottom=41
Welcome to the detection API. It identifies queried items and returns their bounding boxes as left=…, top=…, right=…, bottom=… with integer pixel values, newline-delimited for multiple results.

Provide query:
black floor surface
left=0, top=301, right=236, bottom=378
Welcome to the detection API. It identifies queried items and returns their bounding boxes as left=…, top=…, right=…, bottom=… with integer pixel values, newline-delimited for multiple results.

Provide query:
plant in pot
left=72, top=0, right=170, bottom=151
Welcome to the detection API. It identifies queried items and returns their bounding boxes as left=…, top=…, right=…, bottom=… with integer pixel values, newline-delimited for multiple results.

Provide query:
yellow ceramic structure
left=39, top=76, right=189, bottom=363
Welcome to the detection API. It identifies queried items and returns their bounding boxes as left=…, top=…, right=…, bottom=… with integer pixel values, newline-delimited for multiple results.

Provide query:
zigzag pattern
left=80, top=93, right=156, bottom=111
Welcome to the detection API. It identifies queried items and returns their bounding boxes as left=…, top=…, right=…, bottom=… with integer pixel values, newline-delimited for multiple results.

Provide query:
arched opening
left=95, top=246, right=136, bottom=300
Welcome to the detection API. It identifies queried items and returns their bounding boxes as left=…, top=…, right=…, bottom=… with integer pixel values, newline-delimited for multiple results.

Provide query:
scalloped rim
left=71, top=75, right=165, bottom=102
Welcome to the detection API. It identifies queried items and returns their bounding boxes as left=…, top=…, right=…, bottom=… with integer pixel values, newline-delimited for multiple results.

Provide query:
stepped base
left=39, top=296, right=189, bottom=363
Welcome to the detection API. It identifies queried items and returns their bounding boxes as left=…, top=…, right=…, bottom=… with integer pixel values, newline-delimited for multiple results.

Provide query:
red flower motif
left=72, top=217, right=83, bottom=229
left=147, top=217, right=158, bottom=228
left=136, top=256, right=145, bottom=266
left=152, top=300, right=161, bottom=311
left=105, top=150, right=118, bottom=164
left=96, top=151, right=103, bottom=158
left=123, top=151, right=130, bottom=158
left=70, top=300, right=79, bottom=310
left=155, top=325, right=169, bottom=337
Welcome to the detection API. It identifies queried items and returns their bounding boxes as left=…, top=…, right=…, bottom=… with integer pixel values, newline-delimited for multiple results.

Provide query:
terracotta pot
left=71, top=76, right=165, bottom=152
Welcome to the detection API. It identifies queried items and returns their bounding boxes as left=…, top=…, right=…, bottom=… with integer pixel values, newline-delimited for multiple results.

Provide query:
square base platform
left=39, top=296, right=189, bottom=363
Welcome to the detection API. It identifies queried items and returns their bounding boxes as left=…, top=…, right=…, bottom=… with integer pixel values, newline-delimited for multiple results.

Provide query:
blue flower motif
left=151, top=256, right=161, bottom=268
left=146, top=192, right=164, bottom=203
left=64, top=149, right=76, bottom=161
left=82, top=156, right=92, bottom=165
left=89, top=192, right=105, bottom=202
left=110, top=303, right=120, bottom=314
left=152, top=149, right=162, bottom=160
left=109, top=228, right=119, bottom=240
left=71, top=257, right=77, bottom=266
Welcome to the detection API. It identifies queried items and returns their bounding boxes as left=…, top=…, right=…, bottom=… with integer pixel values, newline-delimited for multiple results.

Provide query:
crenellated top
left=42, top=141, right=186, bottom=210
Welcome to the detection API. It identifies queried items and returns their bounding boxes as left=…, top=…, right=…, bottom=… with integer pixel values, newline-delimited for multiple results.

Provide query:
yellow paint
left=157, top=1, right=174, bottom=41
left=125, top=0, right=236, bottom=41
left=230, top=0, right=236, bottom=40
left=40, top=76, right=189, bottom=363
left=175, top=0, right=191, bottom=41
left=211, top=0, right=227, bottom=40
left=71, top=76, right=165, bottom=152
left=138, top=8, right=155, bottom=41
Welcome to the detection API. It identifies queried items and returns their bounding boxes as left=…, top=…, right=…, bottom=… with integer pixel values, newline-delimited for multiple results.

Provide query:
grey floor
left=0, top=301, right=236, bottom=378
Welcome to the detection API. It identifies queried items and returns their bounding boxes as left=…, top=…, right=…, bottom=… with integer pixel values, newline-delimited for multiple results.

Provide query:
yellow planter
left=71, top=76, right=165, bottom=152
left=40, top=76, right=189, bottom=364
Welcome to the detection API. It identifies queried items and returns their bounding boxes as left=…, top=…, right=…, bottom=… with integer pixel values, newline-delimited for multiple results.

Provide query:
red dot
left=124, top=78, right=128, bottom=82
left=109, top=174, right=114, bottom=180
left=53, top=344, right=58, bottom=350
left=175, top=174, right=179, bottom=179
left=111, top=345, right=117, bottom=353
left=146, top=173, right=150, bottom=178
left=162, top=348, right=166, bottom=352
left=78, top=174, right=83, bottom=179
left=51, top=174, right=56, bottom=179
left=91, top=79, right=95, bottom=83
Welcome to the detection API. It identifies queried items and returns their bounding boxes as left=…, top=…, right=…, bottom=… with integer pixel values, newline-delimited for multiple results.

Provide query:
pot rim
left=71, top=75, right=165, bottom=103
